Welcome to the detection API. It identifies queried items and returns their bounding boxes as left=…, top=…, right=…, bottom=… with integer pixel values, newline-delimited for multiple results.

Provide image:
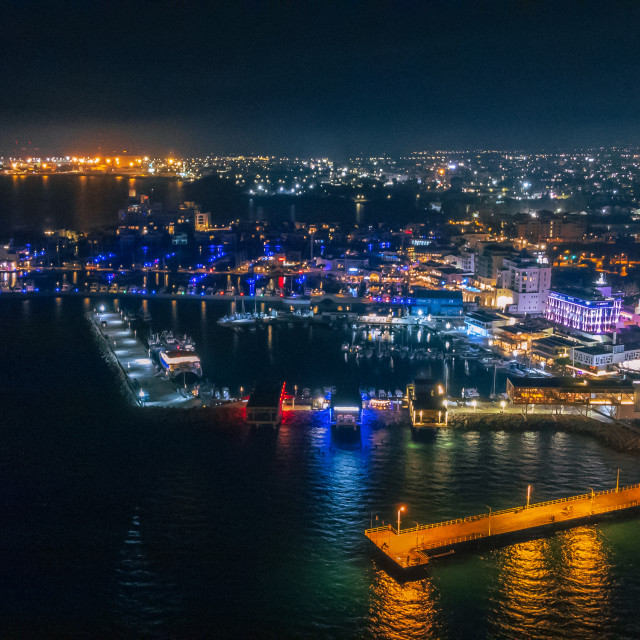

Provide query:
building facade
left=545, top=287, right=622, bottom=334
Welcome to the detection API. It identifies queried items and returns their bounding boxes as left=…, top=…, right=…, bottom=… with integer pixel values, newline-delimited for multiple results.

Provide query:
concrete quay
left=366, top=483, right=640, bottom=577
left=90, top=309, right=201, bottom=408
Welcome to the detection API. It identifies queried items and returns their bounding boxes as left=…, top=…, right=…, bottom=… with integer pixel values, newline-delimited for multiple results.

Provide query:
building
left=330, top=388, right=363, bottom=430
left=246, top=382, right=285, bottom=427
left=570, top=338, right=640, bottom=374
left=496, top=252, right=551, bottom=315
left=530, top=335, right=577, bottom=366
left=475, top=243, right=514, bottom=287
left=506, top=376, right=640, bottom=420
left=465, top=310, right=512, bottom=337
left=406, top=379, right=448, bottom=428
left=545, top=286, right=622, bottom=334
left=194, top=211, right=211, bottom=231
left=492, top=322, right=554, bottom=356
left=409, top=289, right=463, bottom=317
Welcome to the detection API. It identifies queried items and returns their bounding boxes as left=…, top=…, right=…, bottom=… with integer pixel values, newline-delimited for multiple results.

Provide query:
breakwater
left=448, top=412, right=640, bottom=453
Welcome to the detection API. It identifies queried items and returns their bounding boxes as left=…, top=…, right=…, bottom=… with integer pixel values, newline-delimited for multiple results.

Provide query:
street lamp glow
left=397, top=506, right=405, bottom=534
left=500, top=400, right=506, bottom=413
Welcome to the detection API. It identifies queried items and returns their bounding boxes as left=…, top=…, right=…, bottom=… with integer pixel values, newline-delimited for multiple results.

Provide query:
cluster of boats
left=218, top=309, right=314, bottom=328
left=147, top=330, right=202, bottom=384
left=342, top=343, right=454, bottom=361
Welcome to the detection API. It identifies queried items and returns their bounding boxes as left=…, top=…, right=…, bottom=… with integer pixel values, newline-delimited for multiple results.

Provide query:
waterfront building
left=406, top=379, right=448, bottom=428
left=409, top=289, right=463, bottom=317
left=246, top=382, right=285, bottom=427
left=329, top=388, right=362, bottom=430
left=492, top=321, right=553, bottom=356
left=530, top=335, right=578, bottom=366
left=545, top=286, right=622, bottom=334
left=506, top=376, right=640, bottom=420
left=464, top=310, right=512, bottom=337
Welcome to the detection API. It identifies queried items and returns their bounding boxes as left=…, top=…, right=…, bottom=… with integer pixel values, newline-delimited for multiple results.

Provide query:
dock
left=90, top=309, right=201, bottom=407
left=366, top=484, right=640, bottom=577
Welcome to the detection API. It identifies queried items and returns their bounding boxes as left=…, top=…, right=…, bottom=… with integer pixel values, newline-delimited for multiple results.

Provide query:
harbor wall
left=448, top=412, right=640, bottom=453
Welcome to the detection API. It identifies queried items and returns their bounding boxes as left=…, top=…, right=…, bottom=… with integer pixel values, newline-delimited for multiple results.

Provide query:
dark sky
left=2, top=0, right=640, bottom=157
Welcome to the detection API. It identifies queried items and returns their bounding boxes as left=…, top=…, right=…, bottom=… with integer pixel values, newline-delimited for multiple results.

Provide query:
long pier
left=366, top=484, right=640, bottom=577
left=90, top=309, right=201, bottom=408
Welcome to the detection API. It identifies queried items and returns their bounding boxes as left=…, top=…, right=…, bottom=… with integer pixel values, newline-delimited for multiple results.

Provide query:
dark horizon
left=3, top=1, right=640, bottom=157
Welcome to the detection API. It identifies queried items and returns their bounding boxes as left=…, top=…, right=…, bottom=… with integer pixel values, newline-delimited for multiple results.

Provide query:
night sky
left=3, top=0, right=640, bottom=157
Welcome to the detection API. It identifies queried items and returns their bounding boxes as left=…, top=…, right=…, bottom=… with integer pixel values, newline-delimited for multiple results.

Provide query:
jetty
left=90, top=309, right=201, bottom=407
left=366, top=483, right=640, bottom=578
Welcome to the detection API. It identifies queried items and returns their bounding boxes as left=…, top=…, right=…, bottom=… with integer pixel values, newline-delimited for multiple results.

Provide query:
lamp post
left=472, top=399, right=477, bottom=412
left=486, top=505, right=492, bottom=536
left=397, top=506, right=405, bottom=534
left=616, top=467, right=620, bottom=493
left=500, top=400, right=506, bottom=414
left=588, top=486, right=595, bottom=513
left=443, top=399, right=448, bottom=425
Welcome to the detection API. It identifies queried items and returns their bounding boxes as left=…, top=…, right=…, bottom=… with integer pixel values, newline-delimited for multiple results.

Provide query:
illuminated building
left=496, top=252, right=551, bottom=315
left=545, top=287, right=622, bottom=334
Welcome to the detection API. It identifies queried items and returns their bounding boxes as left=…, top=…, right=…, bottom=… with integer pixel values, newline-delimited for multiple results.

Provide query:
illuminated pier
left=366, top=484, right=640, bottom=578
left=90, top=309, right=201, bottom=407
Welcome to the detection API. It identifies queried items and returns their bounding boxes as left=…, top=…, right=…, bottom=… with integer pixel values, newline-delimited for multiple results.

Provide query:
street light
left=397, top=506, right=405, bottom=534
left=500, top=400, right=506, bottom=414
left=486, top=505, right=492, bottom=535
left=588, top=486, right=595, bottom=513
left=472, top=399, right=477, bottom=412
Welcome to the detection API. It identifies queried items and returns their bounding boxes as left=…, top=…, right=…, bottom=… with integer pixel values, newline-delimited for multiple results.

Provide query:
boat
left=462, top=387, right=480, bottom=400
left=158, top=349, right=203, bottom=380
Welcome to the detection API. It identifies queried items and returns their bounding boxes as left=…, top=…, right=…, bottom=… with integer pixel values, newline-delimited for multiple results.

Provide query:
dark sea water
left=0, top=175, right=421, bottom=235
left=1, top=296, right=640, bottom=639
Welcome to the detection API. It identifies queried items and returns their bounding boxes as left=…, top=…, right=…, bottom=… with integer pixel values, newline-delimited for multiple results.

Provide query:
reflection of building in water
left=368, top=569, right=443, bottom=638
left=488, top=527, right=614, bottom=638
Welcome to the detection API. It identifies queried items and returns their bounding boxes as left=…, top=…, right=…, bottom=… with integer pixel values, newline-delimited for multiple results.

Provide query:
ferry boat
left=158, top=349, right=203, bottom=379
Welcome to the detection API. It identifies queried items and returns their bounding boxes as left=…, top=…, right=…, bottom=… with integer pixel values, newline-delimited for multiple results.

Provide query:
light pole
left=443, top=399, right=448, bottom=425
left=397, top=506, right=405, bottom=534
left=472, top=399, right=477, bottom=412
left=500, top=400, right=506, bottom=414
left=486, top=505, right=492, bottom=535
left=588, top=486, right=595, bottom=513
left=616, top=468, right=620, bottom=493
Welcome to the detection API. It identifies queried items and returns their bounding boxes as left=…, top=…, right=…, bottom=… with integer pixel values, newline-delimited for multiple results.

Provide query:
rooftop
left=507, top=376, right=635, bottom=391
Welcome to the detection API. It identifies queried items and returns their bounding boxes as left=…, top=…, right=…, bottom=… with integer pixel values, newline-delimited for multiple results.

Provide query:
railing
left=365, top=484, right=640, bottom=536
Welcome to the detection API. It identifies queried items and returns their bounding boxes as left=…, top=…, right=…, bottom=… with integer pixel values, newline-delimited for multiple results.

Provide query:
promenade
left=366, top=484, right=640, bottom=572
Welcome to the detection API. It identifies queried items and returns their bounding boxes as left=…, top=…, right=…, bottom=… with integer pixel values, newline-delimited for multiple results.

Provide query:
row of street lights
left=394, top=470, right=621, bottom=538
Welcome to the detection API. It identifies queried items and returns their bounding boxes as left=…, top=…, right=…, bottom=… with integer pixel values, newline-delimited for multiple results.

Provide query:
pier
left=366, top=483, right=640, bottom=577
left=90, top=309, right=201, bottom=407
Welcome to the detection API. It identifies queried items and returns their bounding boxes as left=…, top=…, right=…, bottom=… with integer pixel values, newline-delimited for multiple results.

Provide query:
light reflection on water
left=1, top=296, right=640, bottom=638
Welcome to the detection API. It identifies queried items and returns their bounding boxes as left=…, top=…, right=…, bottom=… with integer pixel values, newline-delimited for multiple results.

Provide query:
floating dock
left=90, top=309, right=201, bottom=407
left=366, top=484, right=640, bottom=578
